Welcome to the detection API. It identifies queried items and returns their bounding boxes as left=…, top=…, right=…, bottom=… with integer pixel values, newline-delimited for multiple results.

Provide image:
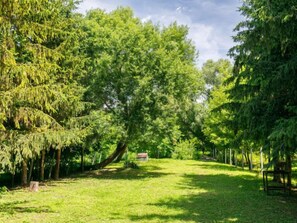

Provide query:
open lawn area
left=0, top=159, right=297, bottom=223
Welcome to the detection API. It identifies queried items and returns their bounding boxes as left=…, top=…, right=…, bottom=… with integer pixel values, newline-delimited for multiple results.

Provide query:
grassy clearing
left=0, top=159, right=296, bottom=223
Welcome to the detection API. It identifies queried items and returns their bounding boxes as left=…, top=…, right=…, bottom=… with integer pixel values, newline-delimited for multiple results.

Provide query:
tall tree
left=229, top=0, right=297, bottom=176
left=202, top=60, right=236, bottom=158
left=202, top=59, right=232, bottom=100
left=0, top=0, right=85, bottom=184
left=82, top=8, right=202, bottom=167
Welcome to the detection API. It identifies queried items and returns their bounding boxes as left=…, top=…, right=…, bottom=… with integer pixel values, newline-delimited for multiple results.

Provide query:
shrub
left=172, top=139, right=199, bottom=160
left=0, top=186, right=8, bottom=193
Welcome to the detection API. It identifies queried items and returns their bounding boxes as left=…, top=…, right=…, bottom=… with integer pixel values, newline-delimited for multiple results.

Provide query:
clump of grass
left=0, top=186, right=8, bottom=193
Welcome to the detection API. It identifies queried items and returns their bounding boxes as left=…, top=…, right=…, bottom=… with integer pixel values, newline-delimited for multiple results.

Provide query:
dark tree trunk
left=36, top=155, right=40, bottom=180
left=273, top=156, right=282, bottom=183
left=250, top=148, right=253, bottom=170
left=22, top=160, right=28, bottom=186
left=96, top=142, right=127, bottom=169
left=81, top=147, right=84, bottom=172
left=286, top=154, right=292, bottom=188
left=244, top=151, right=251, bottom=171
left=114, top=146, right=127, bottom=163
left=11, top=172, right=15, bottom=188
left=48, top=150, right=55, bottom=179
left=28, top=158, right=34, bottom=182
left=40, top=149, right=45, bottom=181
left=242, top=149, right=244, bottom=169
left=54, top=149, right=61, bottom=180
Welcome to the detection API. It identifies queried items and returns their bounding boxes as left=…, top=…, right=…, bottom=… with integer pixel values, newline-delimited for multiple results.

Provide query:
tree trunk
left=22, top=160, right=28, bottom=186
left=224, top=149, right=227, bottom=164
left=11, top=172, right=15, bottom=188
left=40, top=149, right=45, bottom=181
left=250, top=148, right=253, bottom=170
left=28, top=158, right=34, bottom=182
left=96, top=142, right=127, bottom=169
left=286, top=154, right=292, bottom=188
left=36, top=155, right=40, bottom=180
left=114, top=146, right=127, bottom=163
left=244, top=151, right=251, bottom=171
left=48, top=150, right=55, bottom=179
left=213, top=148, right=216, bottom=159
left=11, top=161, right=16, bottom=187
left=81, top=147, right=84, bottom=172
left=273, top=155, right=281, bottom=183
left=242, top=149, right=244, bottom=169
left=229, top=149, right=232, bottom=165
left=54, top=149, right=61, bottom=180
left=260, top=147, right=263, bottom=171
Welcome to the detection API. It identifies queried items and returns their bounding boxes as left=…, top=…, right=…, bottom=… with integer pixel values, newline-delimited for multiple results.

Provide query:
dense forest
left=0, top=0, right=296, bottom=187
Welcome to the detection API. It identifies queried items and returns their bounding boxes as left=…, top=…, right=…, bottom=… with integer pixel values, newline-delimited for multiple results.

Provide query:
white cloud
left=76, top=0, right=118, bottom=14
left=189, top=24, right=219, bottom=60
left=144, top=9, right=230, bottom=67
left=76, top=0, right=242, bottom=67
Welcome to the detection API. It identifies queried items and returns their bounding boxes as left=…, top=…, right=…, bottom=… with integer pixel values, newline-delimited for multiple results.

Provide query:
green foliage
left=202, top=59, right=232, bottom=99
left=172, top=139, right=199, bottom=160
left=202, top=60, right=236, bottom=151
left=228, top=0, right=297, bottom=158
left=0, top=0, right=90, bottom=179
left=0, top=2, right=205, bottom=180
left=82, top=7, right=202, bottom=159
left=0, top=186, right=8, bottom=193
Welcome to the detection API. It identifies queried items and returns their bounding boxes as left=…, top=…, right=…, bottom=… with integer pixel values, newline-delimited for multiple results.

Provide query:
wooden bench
left=263, top=170, right=291, bottom=194
left=137, top=153, right=148, bottom=161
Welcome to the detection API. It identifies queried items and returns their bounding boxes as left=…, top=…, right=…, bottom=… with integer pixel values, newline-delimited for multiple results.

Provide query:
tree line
left=0, top=0, right=296, bottom=187
left=203, top=0, right=297, bottom=186
left=0, top=0, right=206, bottom=186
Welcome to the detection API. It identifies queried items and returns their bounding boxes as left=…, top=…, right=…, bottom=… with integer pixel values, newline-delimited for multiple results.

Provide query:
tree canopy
left=81, top=8, right=203, bottom=167
left=229, top=0, right=297, bottom=156
left=1, top=0, right=297, bottom=187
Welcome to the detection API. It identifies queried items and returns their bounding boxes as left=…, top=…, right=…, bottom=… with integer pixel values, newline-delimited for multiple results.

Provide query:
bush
left=172, top=139, right=199, bottom=160
left=0, top=186, right=8, bottom=193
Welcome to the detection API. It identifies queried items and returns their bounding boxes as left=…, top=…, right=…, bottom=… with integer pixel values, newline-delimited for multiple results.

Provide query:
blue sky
left=77, top=0, right=243, bottom=67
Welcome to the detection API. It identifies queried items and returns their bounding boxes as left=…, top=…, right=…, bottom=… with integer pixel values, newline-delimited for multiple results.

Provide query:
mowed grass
left=0, top=159, right=297, bottom=223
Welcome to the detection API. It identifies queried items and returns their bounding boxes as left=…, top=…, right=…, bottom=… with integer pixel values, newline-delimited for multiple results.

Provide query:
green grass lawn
left=0, top=159, right=297, bottom=223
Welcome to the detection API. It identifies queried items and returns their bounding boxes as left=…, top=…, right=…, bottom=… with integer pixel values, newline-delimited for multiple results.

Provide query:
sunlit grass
left=0, top=159, right=296, bottom=223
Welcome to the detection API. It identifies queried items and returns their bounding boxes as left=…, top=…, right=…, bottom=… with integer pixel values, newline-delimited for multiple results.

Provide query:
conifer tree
left=229, top=0, right=297, bottom=177
left=0, top=0, right=85, bottom=184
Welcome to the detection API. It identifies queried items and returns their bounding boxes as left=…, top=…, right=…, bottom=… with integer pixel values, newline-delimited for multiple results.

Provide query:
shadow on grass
left=129, top=172, right=297, bottom=222
left=0, top=200, right=54, bottom=215
left=189, top=162, right=246, bottom=172
left=65, top=164, right=170, bottom=182
left=13, top=164, right=169, bottom=190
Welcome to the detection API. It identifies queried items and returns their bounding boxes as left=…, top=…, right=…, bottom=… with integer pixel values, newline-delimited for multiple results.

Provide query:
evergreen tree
left=229, top=0, right=297, bottom=177
left=0, top=0, right=85, bottom=184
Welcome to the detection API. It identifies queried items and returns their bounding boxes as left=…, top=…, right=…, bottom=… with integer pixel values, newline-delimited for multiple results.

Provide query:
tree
left=202, top=60, right=237, bottom=161
left=229, top=0, right=297, bottom=179
left=82, top=8, right=202, bottom=167
left=0, top=0, right=86, bottom=184
left=202, top=59, right=232, bottom=100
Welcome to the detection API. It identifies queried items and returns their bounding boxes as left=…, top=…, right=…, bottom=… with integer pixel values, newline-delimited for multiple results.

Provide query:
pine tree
left=0, top=0, right=85, bottom=184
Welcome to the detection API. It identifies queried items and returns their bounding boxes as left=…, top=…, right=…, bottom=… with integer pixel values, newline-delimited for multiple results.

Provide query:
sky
left=77, top=0, right=243, bottom=67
